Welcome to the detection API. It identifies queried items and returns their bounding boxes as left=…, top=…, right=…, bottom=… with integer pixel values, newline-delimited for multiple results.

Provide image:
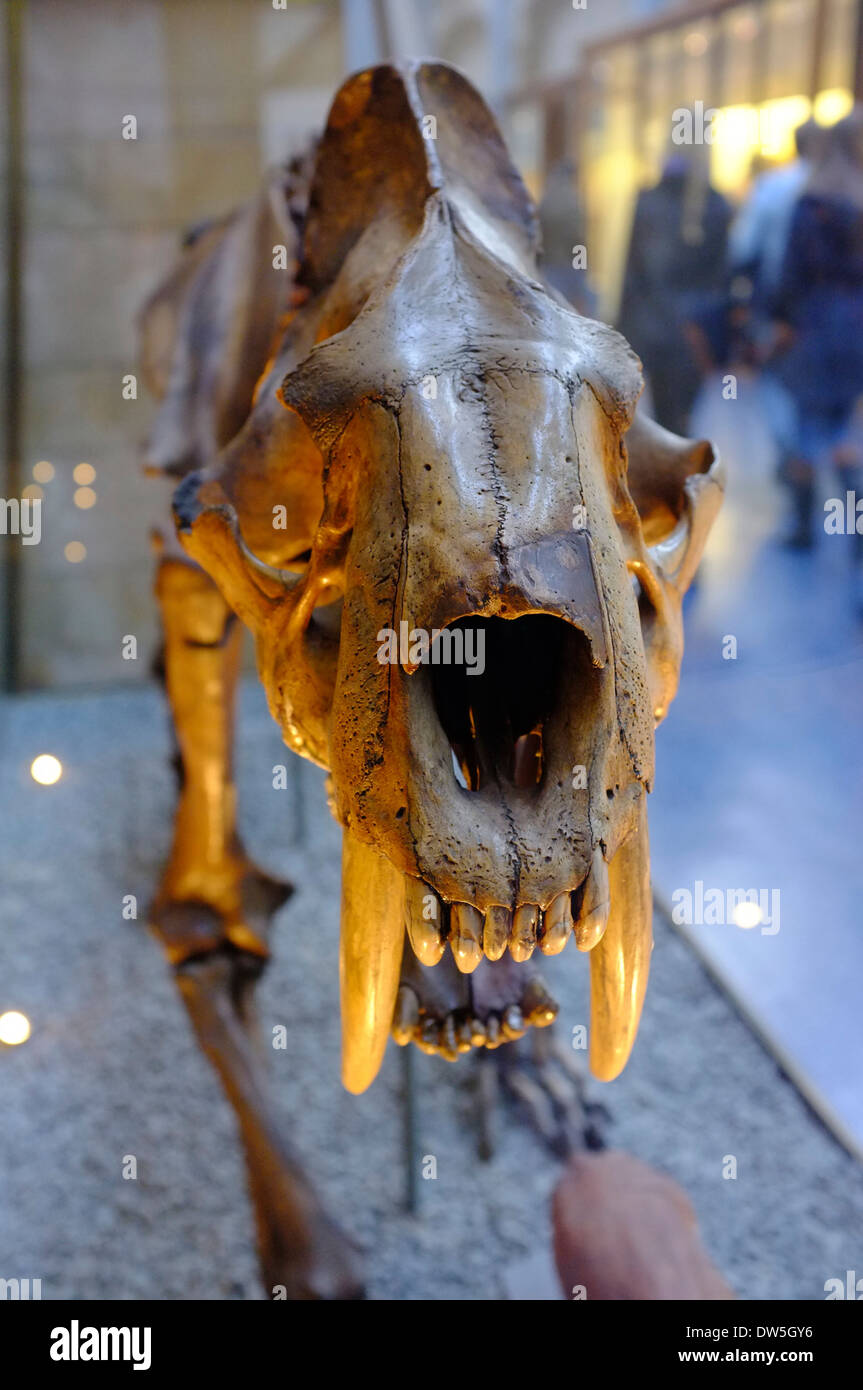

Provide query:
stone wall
left=15, top=0, right=341, bottom=687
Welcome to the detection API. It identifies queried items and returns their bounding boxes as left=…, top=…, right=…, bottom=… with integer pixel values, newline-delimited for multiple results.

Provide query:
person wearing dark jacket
left=618, top=140, right=732, bottom=435
left=772, top=108, right=863, bottom=557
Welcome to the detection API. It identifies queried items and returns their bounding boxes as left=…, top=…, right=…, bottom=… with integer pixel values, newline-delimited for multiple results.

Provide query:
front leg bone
left=177, top=949, right=364, bottom=1300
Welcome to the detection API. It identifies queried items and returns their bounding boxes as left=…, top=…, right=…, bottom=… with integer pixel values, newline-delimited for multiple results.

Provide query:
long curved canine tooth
left=392, top=984, right=419, bottom=1045
left=405, top=877, right=446, bottom=966
left=540, top=893, right=572, bottom=955
left=575, top=846, right=611, bottom=952
left=510, top=903, right=539, bottom=961
left=339, top=828, right=405, bottom=1094
left=589, top=798, right=652, bottom=1082
left=483, top=905, right=511, bottom=961
left=450, top=903, right=484, bottom=973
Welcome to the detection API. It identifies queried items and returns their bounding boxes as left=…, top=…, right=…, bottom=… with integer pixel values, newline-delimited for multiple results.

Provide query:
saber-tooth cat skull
left=172, top=62, right=723, bottom=1096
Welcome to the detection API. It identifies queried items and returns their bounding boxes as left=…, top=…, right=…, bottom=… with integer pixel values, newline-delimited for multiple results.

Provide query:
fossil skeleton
left=140, top=61, right=723, bottom=1298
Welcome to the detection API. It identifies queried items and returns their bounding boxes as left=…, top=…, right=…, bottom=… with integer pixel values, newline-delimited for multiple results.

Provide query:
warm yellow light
left=33, top=460, right=54, bottom=483
left=813, top=89, right=854, bottom=126
left=711, top=105, right=761, bottom=195
left=710, top=98, right=812, bottom=197
left=683, top=31, right=709, bottom=57
left=64, top=541, right=86, bottom=563
left=73, top=462, right=96, bottom=485
left=0, top=1012, right=31, bottom=1045
left=74, top=486, right=97, bottom=510
left=22, top=484, right=44, bottom=502
left=758, top=96, right=812, bottom=162
left=733, top=901, right=763, bottom=930
left=31, top=753, right=62, bottom=785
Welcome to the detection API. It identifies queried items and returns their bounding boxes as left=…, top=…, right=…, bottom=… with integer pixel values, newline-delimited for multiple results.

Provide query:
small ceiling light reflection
left=74, top=486, right=97, bottom=510
left=733, top=901, right=763, bottom=930
left=22, top=484, right=44, bottom=502
left=73, top=462, right=96, bottom=485
left=0, top=1012, right=31, bottom=1046
left=684, top=31, right=709, bottom=57
left=31, top=754, right=62, bottom=785
left=33, top=461, right=54, bottom=483
left=64, top=541, right=86, bottom=563
left=732, top=13, right=759, bottom=40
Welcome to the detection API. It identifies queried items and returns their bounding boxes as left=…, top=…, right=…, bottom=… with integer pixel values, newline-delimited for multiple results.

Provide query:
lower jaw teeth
left=340, top=805, right=653, bottom=1091
left=392, top=977, right=558, bottom=1057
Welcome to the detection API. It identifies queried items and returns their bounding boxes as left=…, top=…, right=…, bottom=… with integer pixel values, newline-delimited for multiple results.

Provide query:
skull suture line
left=172, top=62, right=723, bottom=1097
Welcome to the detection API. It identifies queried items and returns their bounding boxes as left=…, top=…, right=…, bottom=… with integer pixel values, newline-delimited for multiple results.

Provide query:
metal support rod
left=401, top=1041, right=419, bottom=1214
left=3, top=0, right=25, bottom=692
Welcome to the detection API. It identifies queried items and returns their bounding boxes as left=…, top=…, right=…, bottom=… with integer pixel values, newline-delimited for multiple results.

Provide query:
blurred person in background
left=771, top=108, right=863, bottom=573
left=618, top=135, right=732, bottom=435
left=730, top=119, right=820, bottom=311
left=538, top=157, right=595, bottom=316
left=728, top=121, right=823, bottom=515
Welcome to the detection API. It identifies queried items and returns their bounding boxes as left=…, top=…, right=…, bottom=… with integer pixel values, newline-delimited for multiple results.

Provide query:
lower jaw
left=338, top=798, right=652, bottom=1095
left=392, top=947, right=560, bottom=1059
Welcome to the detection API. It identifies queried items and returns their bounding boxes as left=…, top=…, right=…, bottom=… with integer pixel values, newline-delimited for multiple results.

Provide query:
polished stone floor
left=649, top=374, right=863, bottom=1157
left=1, top=677, right=862, bottom=1300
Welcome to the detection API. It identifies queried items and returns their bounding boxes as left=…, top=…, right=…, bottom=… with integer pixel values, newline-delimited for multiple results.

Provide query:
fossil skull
left=173, top=63, right=723, bottom=1094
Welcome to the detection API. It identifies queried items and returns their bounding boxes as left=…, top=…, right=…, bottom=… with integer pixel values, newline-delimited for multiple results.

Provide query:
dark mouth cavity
left=429, top=614, right=592, bottom=793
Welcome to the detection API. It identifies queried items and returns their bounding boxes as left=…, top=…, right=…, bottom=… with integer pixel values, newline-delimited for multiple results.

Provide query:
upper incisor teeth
left=540, top=892, right=572, bottom=955
left=509, top=903, right=539, bottom=961
left=404, top=874, right=615, bottom=970
left=450, top=902, right=484, bottom=974
left=405, top=877, right=446, bottom=966
left=483, top=905, right=511, bottom=960
left=576, top=846, right=611, bottom=952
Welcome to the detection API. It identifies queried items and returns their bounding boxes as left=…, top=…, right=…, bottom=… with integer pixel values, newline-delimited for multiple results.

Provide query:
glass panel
left=679, top=18, right=714, bottom=107
left=17, top=0, right=340, bottom=688
left=765, top=0, right=816, bottom=100
left=819, top=0, right=858, bottom=95
left=584, top=44, right=642, bottom=321
left=721, top=4, right=762, bottom=106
